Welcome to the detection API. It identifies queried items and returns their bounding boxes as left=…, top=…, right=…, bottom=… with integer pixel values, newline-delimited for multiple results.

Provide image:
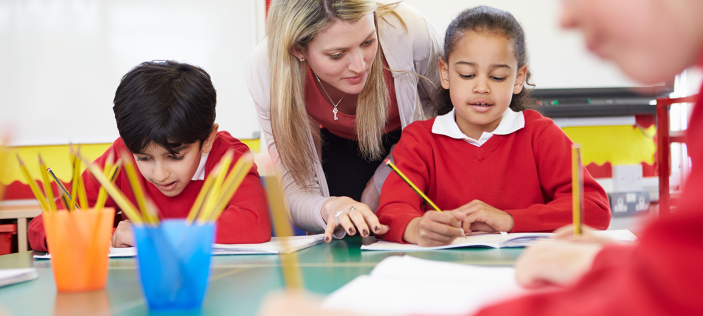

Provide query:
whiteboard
left=402, top=0, right=644, bottom=90
left=0, top=0, right=265, bottom=146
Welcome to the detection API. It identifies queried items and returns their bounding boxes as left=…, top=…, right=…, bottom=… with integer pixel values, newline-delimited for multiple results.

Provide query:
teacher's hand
left=321, top=196, right=389, bottom=243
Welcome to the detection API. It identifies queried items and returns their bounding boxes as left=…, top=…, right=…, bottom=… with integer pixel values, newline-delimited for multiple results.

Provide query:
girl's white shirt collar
left=432, top=108, right=525, bottom=147
left=191, top=153, right=209, bottom=181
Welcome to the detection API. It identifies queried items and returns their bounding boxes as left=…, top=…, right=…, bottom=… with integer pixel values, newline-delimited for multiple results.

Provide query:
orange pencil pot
left=43, top=208, right=115, bottom=292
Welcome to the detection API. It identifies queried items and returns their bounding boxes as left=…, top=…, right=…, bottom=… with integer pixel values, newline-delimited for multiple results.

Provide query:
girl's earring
left=299, top=58, right=306, bottom=62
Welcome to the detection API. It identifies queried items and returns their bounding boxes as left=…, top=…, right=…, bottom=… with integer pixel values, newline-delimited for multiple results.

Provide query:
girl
left=376, top=6, right=611, bottom=246
left=245, top=0, right=442, bottom=242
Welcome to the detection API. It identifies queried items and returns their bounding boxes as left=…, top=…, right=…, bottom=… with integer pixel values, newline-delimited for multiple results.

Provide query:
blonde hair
left=267, top=0, right=404, bottom=189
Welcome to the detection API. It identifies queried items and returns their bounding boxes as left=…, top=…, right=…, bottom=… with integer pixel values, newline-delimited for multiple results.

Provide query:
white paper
left=361, top=229, right=637, bottom=251
left=34, top=235, right=324, bottom=259
left=0, top=268, right=39, bottom=288
left=322, top=256, right=530, bottom=316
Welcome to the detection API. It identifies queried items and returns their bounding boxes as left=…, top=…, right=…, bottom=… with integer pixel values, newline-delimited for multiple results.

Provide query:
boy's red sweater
left=377, top=110, right=611, bottom=243
left=28, top=131, right=271, bottom=252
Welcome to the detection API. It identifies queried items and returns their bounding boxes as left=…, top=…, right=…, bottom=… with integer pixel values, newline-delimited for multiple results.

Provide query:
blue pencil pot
left=133, top=219, right=215, bottom=312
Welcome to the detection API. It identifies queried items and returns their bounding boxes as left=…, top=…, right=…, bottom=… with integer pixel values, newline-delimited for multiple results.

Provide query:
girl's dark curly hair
left=436, top=6, right=535, bottom=116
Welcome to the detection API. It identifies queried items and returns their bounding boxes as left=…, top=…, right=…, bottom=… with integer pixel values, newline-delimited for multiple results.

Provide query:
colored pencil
left=384, top=159, right=442, bottom=213
left=122, top=152, right=158, bottom=225
left=95, top=154, right=119, bottom=211
left=572, top=144, right=583, bottom=236
left=75, top=152, right=89, bottom=210
left=263, top=176, right=303, bottom=289
left=203, top=153, right=254, bottom=223
left=202, top=150, right=234, bottom=217
left=0, top=144, right=7, bottom=201
left=38, top=155, right=56, bottom=211
left=69, top=146, right=79, bottom=210
left=17, top=155, right=50, bottom=211
left=80, top=155, right=144, bottom=226
left=186, top=164, right=220, bottom=224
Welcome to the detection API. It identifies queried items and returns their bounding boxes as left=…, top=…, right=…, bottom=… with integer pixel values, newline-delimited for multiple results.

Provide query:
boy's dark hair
left=113, top=60, right=217, bottom=154
left=436, top=6, right=535, bottom=116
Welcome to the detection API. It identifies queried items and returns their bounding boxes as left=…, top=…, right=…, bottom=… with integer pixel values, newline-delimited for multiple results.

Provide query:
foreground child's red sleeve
left=504, top=118, right=611, bottom=232
left=211, top=134, right=271, bottom=244
left=27, top=143, right=121, bottom=252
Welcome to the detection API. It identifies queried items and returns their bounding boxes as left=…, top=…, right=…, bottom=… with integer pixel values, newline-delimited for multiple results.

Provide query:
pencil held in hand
left=384, top=159, right=442, bottom=213
left=572, top=144, right=583, bottom=236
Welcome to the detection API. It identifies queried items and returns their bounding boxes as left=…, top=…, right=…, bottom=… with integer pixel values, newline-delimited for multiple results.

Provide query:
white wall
left=402, top=0, right=643, bottom=89
left=0, top=0, right=264, bottom=146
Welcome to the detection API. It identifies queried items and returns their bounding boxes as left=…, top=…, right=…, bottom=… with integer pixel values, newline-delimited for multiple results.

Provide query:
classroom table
left=0, top=237, right=524, bottom=316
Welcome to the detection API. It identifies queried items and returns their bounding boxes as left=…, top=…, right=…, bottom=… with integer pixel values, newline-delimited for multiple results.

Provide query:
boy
left=29, top=61, right=271, bottom=251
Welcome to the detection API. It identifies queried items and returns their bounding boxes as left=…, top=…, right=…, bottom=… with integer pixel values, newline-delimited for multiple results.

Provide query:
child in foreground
left=28, top=61, right=271, bottom=251
left=376, top=6, right=610, bottom=246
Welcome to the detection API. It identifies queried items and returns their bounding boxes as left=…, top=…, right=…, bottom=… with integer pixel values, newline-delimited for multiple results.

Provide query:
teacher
left=245, top=0, right=441, bottom=241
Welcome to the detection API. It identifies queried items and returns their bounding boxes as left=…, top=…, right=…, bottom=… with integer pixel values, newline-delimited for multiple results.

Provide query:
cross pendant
left=333, top=108, right=338, bottom=120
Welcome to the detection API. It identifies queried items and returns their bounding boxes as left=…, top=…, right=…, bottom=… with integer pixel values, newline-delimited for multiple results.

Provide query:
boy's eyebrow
left=167, top=145, right=189, bottom=154
left=455, top=61, right=513, bottom=70
left=324, top=30, right=376, bottom=52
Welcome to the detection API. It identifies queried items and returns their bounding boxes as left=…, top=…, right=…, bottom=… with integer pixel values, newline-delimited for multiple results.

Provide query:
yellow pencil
left=38, top=155, right=57, bottom=212
left=95, top=154, right=116, bottom=210
left=384, top=159, right=442, bottom=213
left=74, top=153, right=89, bottom=210
left=0, top=144, right=7, bottom=201
left=69, top=146, right=79, bottom=210
left=122, top=152, right=158, bottom=225
left=202, top=150, right=234, bottom=217
left=95, top=162, right=121, bottom=211
left=0, top=140, right=11, bottom=201
left=572, top=144, right=583, bottom=236
left=186, top=164, right=220, bottom=224
left=263, top=176, right=303, bottom=289
left=17, top=155, right=50, bottom=211
left=204, top=153, right=254, bottom=223
left=80, top=155, right=144, bottom=226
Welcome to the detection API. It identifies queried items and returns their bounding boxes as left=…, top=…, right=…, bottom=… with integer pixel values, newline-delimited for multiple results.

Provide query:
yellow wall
left=1, top=139, right=260, bottom=185
left=561, top=125, right=656, bottom=166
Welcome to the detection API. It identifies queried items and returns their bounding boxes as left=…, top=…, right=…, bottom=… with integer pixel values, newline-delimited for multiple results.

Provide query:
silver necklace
left=316, top=76, right=344, bottom=120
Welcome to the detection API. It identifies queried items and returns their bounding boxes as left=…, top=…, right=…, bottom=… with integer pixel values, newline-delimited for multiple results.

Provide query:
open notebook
left=322, top=255, right=539, bottom=315
left=34, top=234, right=324, bottom=259
left=0, top=269, right=38, bottom=288
left=362, top=229, right=638, bottom=251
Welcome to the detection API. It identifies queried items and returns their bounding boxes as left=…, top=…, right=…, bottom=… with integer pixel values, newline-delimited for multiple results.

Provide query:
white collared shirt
left=191, top=153, right=209, bottom=181
left=432, top=108, right=525, bottom=147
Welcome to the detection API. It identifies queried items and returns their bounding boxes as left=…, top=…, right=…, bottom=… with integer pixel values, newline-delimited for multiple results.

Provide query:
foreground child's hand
left=112, top=220, right=134, bottom=248
left=514, top=239, right=603, bottom=289
left=403, top=211, right=466, bottom=247
left=552, top=225, right=616, bottom=245
left=452, top=200, right=514, bottom=234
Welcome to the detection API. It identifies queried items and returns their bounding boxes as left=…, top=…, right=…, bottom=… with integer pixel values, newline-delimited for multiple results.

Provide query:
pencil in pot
left=384, top=159, right=442, bottom=213
left=17, top=155, right=50, bottom=211
left=571, top=144, right=583, bottom=236
left=38, top=154, right=57, bottom=211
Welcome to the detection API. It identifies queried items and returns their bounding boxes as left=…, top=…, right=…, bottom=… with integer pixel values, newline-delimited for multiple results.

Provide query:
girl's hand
left=111, top=220, right=133, bottom=248
left=514, top=239, right=603, bottom=289
left=451, top=200, right=514, bottom=234
left=403, top=211, right=466, bottom=247
left=552, top=225, right=616, bottom=245
left=321, top=196, right=389, bottom=243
